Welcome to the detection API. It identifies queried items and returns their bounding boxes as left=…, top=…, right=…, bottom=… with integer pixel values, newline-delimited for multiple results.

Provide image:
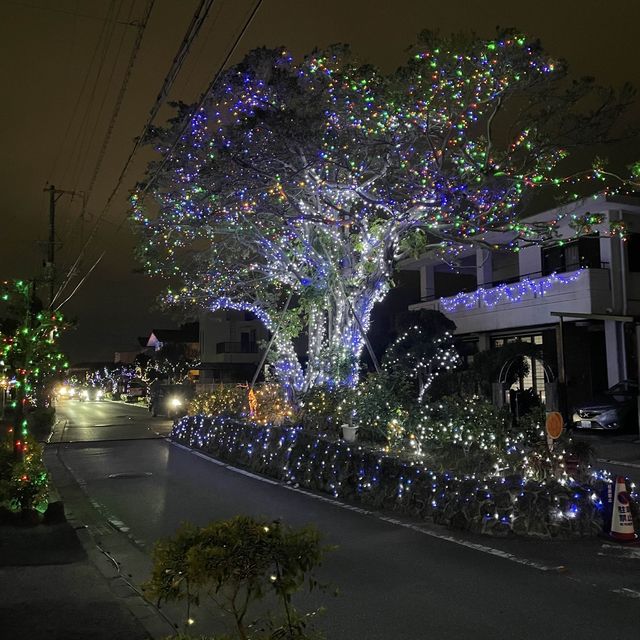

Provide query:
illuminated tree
left=1, top=280, right=69, bottom=457
left=133, top=32, right=628, bottom=398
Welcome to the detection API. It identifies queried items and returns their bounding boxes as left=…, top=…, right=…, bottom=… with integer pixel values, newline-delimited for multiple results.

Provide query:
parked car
left=124, top=379, right=147, bottom=403
left=571, top=380, right=639, bottom=432
left=148, top=383, right=195, bottom=418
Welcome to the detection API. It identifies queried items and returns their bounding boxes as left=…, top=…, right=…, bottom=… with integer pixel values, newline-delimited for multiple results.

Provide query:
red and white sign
left=609, top=476, right=637, bottom=543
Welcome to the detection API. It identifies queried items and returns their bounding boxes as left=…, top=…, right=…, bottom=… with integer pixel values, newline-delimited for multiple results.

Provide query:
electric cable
left=103, top=0, right=219, bottom=226
left=54, top=0, right=261, bottom=309
left=48, top=0, right=117, bottom=180
left=72, top=0, right=135, bottom=196
left=84, top=0, right=156, bottom=206
left=52, top=1, right=156, bottom=307
left=53, top=0, right=214, bottom=307
left=55, top=251, right=105, bottom=311
left=137, top=0, right=264, bottom=203
left=65, top=0, right=126, bottom=190
left=6, top=0, right=139, bottom=25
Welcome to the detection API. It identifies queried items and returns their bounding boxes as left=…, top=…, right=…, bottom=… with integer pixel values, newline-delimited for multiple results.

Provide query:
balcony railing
left=419, top=262, right=609, bottom=302
left=216, top=342, right=258, bottom=354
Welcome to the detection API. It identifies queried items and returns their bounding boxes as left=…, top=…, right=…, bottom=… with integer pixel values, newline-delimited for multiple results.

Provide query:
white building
left=198, top=310, right=269, bottom=384
left=400, top=195, right=640, bottom=411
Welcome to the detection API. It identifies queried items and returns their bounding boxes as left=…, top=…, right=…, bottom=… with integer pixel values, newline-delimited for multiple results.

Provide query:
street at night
left=2, top=2, right=640, bottom=639
left=44, top=398, right=640, bottom=639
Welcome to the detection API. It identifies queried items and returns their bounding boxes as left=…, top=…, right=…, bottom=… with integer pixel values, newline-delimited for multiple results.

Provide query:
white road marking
left=598, top=543, right=640, bottom=559
left=612, top=588, right=640, bottom=599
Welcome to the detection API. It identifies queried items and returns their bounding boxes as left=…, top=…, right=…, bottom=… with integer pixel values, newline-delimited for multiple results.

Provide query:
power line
left=72, top=0, right=136, bottom=195
left=137, top=0, right=264, bottom=202
left=66, top=0, right=127, bottom=189
left=54, top=252, right=105, bottom=311
left=53, top=0, right=213, bottom=306
left=55, top=0, right=262, bottom=307
left=48, top=0, right=118, bottom=180
left=104, top=0, right=218, bottom=224
left=59, top=0, right=122, bottom=186
left=84, top=0, right=156, bottom=205
left=51, top=0, right=156, bottom=308
left=5, top=0, right=139, bottom=25
left=146, top=0, right=217, bottom=130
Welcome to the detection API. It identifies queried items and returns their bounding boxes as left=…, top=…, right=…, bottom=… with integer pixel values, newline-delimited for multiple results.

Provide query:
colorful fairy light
left=1, top=280, right=69, bottom=457
left=133, top=34, right=623, bottom=394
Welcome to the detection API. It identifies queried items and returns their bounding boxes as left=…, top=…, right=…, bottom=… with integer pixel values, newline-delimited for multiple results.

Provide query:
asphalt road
left=49, top=399, right=640, bottom=639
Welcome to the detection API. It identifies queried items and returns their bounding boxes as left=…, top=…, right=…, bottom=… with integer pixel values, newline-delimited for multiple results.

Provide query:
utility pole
left=43, top=185, right=83, bottom=308
left=46, top=185, right=55, bottom=307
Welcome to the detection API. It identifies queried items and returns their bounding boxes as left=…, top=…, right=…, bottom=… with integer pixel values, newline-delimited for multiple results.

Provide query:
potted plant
left=341, top=423, right=358, bottom=443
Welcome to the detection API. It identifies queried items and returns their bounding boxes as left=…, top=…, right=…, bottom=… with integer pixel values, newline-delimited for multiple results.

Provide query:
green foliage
left=134, top=34, right=629, bottom=392
left=27, top=407, right=56, bottom=439
left=189, top=386, right=249, bottom=419
left=382, top=309, right=460, bottom=402
left=338, top=371, right=414, bottom=443
left=0, top=431, right=49, bottom=512
left=412, top=395, right=511, bottom=448
left=433, top=341, right=540, bottom=400
left=515, top=406, right=546, bottom=445
left=297, top=386, right=349, bottom=434
left=409, top=396, right=514, bottom=474
left=145, top=516, right=329, bottom=640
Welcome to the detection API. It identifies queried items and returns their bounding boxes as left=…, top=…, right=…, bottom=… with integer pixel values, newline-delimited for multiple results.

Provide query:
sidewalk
left=0, top=449, right=177, bottom=640
left=0, top=520, right=156, bottom=640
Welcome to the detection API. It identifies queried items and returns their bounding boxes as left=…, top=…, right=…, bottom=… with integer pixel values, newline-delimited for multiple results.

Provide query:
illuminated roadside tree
left=1, top=280, right=69, bottom=458
left=133, top=32, right=629, bottom=399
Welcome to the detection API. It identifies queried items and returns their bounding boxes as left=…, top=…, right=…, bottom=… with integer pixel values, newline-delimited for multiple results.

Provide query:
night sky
left=1, top=0, right=638, bottom=364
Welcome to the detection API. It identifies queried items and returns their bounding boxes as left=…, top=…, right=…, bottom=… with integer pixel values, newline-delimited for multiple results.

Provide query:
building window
left=627, top=234, right=640, bottom=272
left=542, top=237, right=601, bottom=275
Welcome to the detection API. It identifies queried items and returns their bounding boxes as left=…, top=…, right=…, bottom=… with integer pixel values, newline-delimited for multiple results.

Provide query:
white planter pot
left=342, top=424, right=358, bottom=443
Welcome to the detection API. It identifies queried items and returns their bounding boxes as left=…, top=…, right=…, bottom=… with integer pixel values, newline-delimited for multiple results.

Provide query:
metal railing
left=216, top=341, right=258, bottom=354
left=419, top=262, right=609, bottom=302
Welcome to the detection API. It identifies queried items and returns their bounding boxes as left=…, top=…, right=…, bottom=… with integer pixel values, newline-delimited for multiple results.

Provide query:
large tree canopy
left=133, top=31, right=629, bottom=397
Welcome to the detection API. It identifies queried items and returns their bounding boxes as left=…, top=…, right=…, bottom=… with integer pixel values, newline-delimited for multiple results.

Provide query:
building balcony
left=216, top=342, right=258, bottom=354
left=410, top=267, right=613, bottom=334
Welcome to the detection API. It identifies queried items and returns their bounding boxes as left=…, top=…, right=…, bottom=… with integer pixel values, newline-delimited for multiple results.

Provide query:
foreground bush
left=146, top=516, right=328, bottom=639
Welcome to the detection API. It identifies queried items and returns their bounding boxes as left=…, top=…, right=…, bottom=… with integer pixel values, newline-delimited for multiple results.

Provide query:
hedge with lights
left=171, top=414, right=639, bottom=538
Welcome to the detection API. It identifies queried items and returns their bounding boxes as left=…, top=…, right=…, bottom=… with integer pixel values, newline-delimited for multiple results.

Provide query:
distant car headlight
left=81, top=389, right=89, bottom=400
left=58, top=385, right=68, bottom=396
left=68, top=388, right=76, bottom=397
left=168, top=396, right=183, bottom=409
left=95, top=389, right=104, bottom=399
